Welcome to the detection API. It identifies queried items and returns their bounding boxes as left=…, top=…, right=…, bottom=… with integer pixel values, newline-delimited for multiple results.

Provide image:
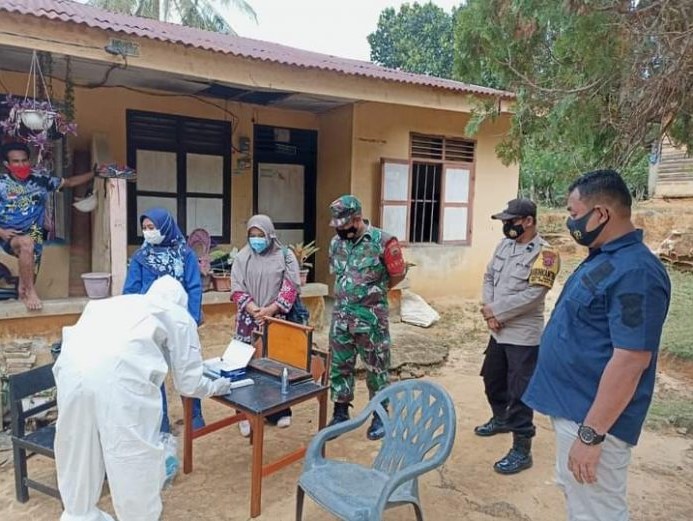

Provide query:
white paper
left=204, top=339, right=255, bottom=374
left=221, top=339, right=256, bottom=370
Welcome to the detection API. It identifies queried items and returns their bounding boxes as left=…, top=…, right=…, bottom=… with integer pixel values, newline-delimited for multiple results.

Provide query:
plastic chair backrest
left=187, top=228, right=211, bottom=274
left=371, top=380, right=456, bottom=476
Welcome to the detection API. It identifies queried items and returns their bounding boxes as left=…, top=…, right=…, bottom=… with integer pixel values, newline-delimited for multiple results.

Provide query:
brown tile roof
left=0, top=0, right=515, bottom=100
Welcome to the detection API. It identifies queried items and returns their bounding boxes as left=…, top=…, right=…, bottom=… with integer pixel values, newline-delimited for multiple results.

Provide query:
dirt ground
left=2, top=300, right=693, bottom=521
left=2, top=199, right=693, bottom=520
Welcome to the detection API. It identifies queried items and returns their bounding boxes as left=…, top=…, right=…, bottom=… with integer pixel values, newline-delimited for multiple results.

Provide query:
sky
left=220, top=0, right=461, bottom=61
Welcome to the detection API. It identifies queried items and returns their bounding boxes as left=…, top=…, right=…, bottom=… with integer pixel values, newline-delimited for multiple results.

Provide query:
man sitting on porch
left=0, top=142, right=94, bottom=310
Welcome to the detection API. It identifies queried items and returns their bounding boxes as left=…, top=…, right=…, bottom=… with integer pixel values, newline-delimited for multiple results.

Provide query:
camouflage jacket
left=329, top=226, right=392, bottom=332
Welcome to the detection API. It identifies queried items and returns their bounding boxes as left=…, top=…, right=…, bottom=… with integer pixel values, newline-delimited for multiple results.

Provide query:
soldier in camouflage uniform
left=327, top=195, right=407, bottom=440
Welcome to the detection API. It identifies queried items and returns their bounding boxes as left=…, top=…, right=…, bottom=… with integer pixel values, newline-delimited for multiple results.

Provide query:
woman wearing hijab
left=123, top=207, right=205, bottom=432
left=231, top=214, right=302, bottom=435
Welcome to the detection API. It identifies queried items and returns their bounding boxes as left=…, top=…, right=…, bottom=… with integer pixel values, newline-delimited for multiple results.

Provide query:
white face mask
left=143, top=229, right=164, bottom=245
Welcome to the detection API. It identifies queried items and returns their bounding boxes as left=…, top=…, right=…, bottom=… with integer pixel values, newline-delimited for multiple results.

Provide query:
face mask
left=566, top=208, right=609, bottom=247
left=249, top=237, right=269, bottom=253
left=336, top=226, right=358, bottom=241
left=502, top=221, right=525, bottom=240
left=143, top=229, right=164, bottom=245
left=8, top=164, right=31, bottom=180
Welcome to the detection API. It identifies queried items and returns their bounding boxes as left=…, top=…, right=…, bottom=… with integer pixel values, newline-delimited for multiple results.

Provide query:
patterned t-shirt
left=0, top=169, right=62, bottom=232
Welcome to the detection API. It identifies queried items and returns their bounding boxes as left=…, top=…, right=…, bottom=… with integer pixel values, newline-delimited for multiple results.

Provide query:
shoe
left=493, top=436, right=533, bottom=475
left=474, top=417, right=510, bottom=437
left=276, top=415, right=292, bottom=428
left=328, top=402, right=351, bottom=427
left=366, top=413, right=385, bottom=441
left=238, top=420, right=251, bottom=437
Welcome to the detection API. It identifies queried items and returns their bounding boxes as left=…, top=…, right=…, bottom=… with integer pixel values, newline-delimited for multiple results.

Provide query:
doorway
left=253, top=125, right=317, bottom=251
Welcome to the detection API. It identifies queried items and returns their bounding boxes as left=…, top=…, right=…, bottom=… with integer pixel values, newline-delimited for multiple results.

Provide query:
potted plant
left=209, top=247, right=238, bottom=292
left=0, top=51, right=77, bottom=164
left=289, top=241, right=320, bottom=286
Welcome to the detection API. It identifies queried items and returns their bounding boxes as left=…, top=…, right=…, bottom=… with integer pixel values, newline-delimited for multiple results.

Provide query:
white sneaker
left=238, top=420, right=251, bottom=437
left=276, top=415, right=291, bottom=429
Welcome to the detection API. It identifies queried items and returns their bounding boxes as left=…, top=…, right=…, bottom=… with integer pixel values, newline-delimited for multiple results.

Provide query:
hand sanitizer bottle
left=281, top=367, right=289, bottom=395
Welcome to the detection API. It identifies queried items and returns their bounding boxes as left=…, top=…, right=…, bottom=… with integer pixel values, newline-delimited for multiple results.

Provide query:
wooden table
left=182, top=369, right=329, bottom=518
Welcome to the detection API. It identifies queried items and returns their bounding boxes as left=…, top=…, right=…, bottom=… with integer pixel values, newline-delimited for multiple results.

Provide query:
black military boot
left=493, top=435, right=533, bottom=475
left=474, top=417, right=511, bottom=437
left=328, top=402, right=351, bottom=427
left=366, top=411, right=386, bottom=441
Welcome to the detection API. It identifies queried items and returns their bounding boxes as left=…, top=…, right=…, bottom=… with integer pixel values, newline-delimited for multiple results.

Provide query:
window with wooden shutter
left=379, top=134, right=475, bottom=245
left=126, top=110, right=232, bottom=244
left=380, top=159, right=410, bottom=242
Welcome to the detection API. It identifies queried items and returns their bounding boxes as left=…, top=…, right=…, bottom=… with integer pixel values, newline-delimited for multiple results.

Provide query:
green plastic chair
left=296, top=380, right=456, bottom=521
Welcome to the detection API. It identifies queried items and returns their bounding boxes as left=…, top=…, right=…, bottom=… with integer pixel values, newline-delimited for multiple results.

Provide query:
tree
left=368, top=1, right=692, bottom=205
left=455, top=0, right=692, bottom=200
left=88, top=0, right=257, bottom=34
left=368, top=2, right=457, bottom=78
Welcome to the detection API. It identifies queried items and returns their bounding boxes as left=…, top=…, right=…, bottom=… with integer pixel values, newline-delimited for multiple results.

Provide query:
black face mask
left=336, top=226, right=358, bottom=241
left=503, top=221, right=525, bottom=240
left=566, top=208, right=609, bottom=246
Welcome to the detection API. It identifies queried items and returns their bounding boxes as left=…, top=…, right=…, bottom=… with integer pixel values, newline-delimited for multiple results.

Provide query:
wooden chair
left=9, top=363, right=60, bottom=502
left=250, top=317, right=329, bottom=385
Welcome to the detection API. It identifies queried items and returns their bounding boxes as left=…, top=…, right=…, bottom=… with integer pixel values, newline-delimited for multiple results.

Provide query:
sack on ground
left=401, top=290, right=440, bottom=328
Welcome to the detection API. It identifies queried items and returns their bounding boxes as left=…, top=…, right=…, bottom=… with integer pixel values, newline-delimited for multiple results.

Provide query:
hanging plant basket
left=0, top=51, right=77, bottom=165
left=18, top=108, right=56, bottom=132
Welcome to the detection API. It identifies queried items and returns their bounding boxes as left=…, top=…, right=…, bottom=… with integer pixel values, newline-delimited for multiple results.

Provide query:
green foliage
left=368, top=2, right=457, bottom=78
left=289, top=241, right=320, bottom=269
left=454, top=0, right=691, bottom=205
left=647, top=393, right=693, bottom=435
left=88, top=0, right=257, bottom=34
left=369, top=0, right=692, bottom=206
left=660, top=268, right=693, bottom=361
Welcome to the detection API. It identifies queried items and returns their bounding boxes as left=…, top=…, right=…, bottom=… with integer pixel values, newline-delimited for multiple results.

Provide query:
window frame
left=126, top=110, right=232, bottom=245
left=379, top=133, right=476, bottom=246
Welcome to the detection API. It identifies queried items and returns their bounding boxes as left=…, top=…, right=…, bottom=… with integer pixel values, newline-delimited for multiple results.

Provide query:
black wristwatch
left=577, top=424, right=606, bottom=445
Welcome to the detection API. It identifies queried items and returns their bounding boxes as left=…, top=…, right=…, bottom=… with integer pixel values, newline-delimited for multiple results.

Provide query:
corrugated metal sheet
left=0, top=0, right=515, bottom=99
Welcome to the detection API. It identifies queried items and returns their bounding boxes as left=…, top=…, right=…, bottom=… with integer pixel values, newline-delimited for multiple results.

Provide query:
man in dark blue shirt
left=523, top=170, right=670, bottom=521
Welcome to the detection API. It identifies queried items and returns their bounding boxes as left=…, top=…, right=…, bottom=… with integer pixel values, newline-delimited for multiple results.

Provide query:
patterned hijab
left=132, top=208, right=189, bottom=282
left=230, top=214, right=301, bottom=306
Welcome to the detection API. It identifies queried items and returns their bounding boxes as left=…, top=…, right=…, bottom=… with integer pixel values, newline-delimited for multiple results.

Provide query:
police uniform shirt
left=523, top=230, right=671, bottom=445
left=482, top=233, right=559, bottom=346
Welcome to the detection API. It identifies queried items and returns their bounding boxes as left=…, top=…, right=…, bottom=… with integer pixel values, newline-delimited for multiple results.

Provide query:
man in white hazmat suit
left=53, top=275, right=233, bottom=521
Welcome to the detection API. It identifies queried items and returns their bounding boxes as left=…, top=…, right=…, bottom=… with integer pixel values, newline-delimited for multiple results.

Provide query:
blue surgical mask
left=249, top=237, right=269, bottom=253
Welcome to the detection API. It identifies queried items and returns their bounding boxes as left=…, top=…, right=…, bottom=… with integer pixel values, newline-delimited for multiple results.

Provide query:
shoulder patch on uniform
left=383, top=237, right=406, bottom=277
left=618, top=293, right=644, bottom=328
left=529, top=246, right=560, bottom=288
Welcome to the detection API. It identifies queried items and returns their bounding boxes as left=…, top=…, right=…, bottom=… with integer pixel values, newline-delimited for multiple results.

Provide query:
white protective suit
left=53, top=276, right=231, bottom=521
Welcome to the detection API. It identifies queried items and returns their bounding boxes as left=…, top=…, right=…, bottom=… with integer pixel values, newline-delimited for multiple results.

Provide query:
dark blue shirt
left=523, top=230, right=670, bottom=445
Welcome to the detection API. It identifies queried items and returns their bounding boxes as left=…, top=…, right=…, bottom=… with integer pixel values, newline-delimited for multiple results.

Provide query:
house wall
left=315, top=105, right=354, bottom=284
left=2, top=70, right=319, bottom=260
left=351, top=102, right=518, bottom=298
left=1, top=74, right=515, bottom=301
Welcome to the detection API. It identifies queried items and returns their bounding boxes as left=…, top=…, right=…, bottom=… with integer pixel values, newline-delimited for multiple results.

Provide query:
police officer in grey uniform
left=476, top=198, right=560, bottom=474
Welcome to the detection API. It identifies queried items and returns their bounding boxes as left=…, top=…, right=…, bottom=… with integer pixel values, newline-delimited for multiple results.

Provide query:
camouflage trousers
left=329, top=320, right=391, bottom=404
